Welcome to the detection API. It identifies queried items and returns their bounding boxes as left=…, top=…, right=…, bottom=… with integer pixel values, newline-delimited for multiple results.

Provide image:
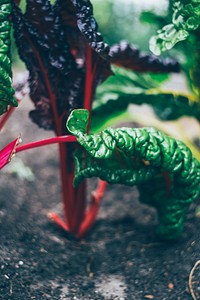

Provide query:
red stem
left=47, top=212, right=69, bottom=231
left=15, top=36, right=101, bottom=237
left=83, top=46, right=100, bottom=133
left=57, top=137, right=87, bottom=233
left=0, top=99, right=21, bottom=131
left=83, top=45, right=94, bottom=111
left=16, top=135, right=77, bottom=153
left=77, top=180, right=107, bottom=238
left=0, top=106, right=16, bottom=131
left=58, top=143, right=76, bottom=231
left=50, top=45, right=101, bottom=235
left=30, top=34, right=87, bottom=233
left=24, top=37, right=80, bottom=231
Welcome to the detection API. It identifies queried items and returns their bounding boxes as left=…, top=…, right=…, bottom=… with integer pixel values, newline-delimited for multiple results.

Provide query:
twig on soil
left=86, top=256, right=94, bottom=278
left=127, top=240, right=161, bottom=248
left=189, top=260, right=200, bottom=300
left=9, top=281, right=13, bottom=296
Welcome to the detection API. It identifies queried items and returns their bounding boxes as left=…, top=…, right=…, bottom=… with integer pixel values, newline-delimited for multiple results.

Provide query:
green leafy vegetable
left=150, top=1, right=200, bottom=55
left=67, top=109, right=200, bottom=240
left=0, top=0, right=17, bottom=114
left=92, top=67, right=200, bottom=131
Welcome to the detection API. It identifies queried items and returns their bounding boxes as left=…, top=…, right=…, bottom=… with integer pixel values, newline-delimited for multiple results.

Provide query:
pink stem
left=0, top=107, right=16, bottom=131
left=83, top=45, right=93, bottom=112
left=16, top=135, right=77, bottom=153
left=47, top=212, right=69, bottom=231
left=56, top=144, right=85, bottom=235
left=0, top=100, right=21, bottom=131
left=58, top=143, right=75, bottom=230
left=77, top=180, right=108, bottom=238
left=71, top=181, right=86, bottom=234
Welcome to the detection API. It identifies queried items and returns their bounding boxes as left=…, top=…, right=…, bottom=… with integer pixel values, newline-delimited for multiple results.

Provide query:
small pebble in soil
left=81, top=280, right=94, bottom=290
left=40, top=247, right=48, bottom=253
left=168, top=282, right=174, bottom=289
left=195, top=206, right=200, bottom=218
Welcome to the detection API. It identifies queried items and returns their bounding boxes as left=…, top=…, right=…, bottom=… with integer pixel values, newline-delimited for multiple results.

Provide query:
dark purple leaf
left=70, top=0, right=110, bottom=59
left=29, top=96, right=54, bottom=130
left=12, top=0, right=111, bottom=131
left=109, top=41, right=180, bottom=73
left=12, top=1, right=83, bottom=132
left=55, top=0, right=111, bottom=81
left=55, top=0, right=84, bottom=60
left=25, top=0, right=76, bottom=74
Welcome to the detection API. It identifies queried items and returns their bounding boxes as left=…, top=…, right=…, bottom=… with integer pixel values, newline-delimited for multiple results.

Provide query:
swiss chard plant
left=0, top=0, right=199, bottom=240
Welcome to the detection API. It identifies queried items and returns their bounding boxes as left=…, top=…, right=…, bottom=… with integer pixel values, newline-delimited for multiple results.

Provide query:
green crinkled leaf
left=150, top=1, right=200, bottom=55
left=66, top=109, right=200, bottom=240
left=0, top=0, right=17, bottom=115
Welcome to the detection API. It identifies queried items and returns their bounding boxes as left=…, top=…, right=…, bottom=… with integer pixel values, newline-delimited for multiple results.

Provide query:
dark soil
left=0, top=100, right=200, bottom=300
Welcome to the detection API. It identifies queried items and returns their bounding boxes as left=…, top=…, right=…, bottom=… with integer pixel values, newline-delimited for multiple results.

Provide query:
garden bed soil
left=0, top=99, right=200, bottom=300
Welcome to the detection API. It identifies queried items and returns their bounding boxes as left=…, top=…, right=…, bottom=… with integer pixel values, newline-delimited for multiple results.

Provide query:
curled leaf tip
left=66, top=109, right=89, bottom=136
